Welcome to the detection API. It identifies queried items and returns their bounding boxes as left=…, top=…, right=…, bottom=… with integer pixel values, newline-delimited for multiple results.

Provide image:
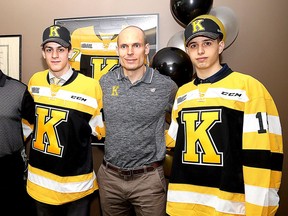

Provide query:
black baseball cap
left=41, top=25, right=71, bottom=48
left=184, top=15, right=226, bottom=46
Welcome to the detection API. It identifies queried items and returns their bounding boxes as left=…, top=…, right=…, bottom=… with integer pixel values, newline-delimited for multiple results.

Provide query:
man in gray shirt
left=97, top=25, right=178, bottom=216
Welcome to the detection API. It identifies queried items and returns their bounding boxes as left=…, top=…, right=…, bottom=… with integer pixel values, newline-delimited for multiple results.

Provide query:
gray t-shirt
left=100, top=66, right=178, bottom=168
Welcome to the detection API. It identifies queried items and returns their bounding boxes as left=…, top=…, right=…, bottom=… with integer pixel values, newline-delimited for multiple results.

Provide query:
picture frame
left=0, top=35, right=22, bottom=80
left=54, top=14, right=159, bottom=81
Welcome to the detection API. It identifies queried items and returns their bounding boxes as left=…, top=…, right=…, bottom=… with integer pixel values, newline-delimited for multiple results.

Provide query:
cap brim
left=41, top=38, right=70, bottom=48
left=185, top=32, right=220, bottom=46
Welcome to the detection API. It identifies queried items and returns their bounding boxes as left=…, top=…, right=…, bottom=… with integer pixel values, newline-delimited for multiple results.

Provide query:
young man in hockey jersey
left=26, top=25, right=105, bottom=216
left=165, top=15, right=283, bottom=216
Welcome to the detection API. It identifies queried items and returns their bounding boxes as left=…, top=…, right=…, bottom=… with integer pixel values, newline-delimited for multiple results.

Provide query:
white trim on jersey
left=175, top=87, right=249, bottom=108
left=245, top=184, right=279, bottom=207
left=28, top=169, right=96, bottom=193
left=243, top=113, right=282, bottom=135
left=30, top=85, right=98, bottom=109
left=167, top=189, right=246, bottom=215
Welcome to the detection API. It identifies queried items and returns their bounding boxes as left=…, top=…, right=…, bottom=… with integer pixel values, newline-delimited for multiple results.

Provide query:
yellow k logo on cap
left=49, top=26, right=61, bottom=37
left=192, top=19, right=205, bottom=33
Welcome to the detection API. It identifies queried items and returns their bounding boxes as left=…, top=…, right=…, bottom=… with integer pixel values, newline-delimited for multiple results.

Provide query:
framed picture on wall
left=0, top=35, right=22, bottom=80
left=55, top=14, right=159, bottom=81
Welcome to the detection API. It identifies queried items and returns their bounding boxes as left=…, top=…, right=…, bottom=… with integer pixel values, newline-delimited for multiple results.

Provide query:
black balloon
left=150, top=47, right=193, bottom=87
left=170, top=0, right=213, bottom=27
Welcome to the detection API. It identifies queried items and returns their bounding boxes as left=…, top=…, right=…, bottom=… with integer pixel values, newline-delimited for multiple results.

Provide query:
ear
left=42, top=50, right=46, bottom=59
left=68, top=49, right=73, bottom=59
left=218, top=41, right=225, bottom=54
left=144, top=43, right=150, bottom=55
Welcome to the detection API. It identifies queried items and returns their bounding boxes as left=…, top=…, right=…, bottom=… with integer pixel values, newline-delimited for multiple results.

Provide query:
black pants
left=35, top=195, right=92, bottom=216
left=0, top=150, right=36, bottom=215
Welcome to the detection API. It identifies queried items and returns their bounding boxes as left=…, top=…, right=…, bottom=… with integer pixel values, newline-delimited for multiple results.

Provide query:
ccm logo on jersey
left=220, top=89, right=248, bottom=102
left=70, top=95, right=87, bottom=102
left=221, top=91, right=242, bottom=97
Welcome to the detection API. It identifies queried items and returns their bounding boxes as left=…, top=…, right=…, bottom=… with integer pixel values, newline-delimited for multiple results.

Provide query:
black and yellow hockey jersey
left=166, top=64, right=283, bottom=215
left=26, top=70, right=105, bottom=205
left=70, top=25, right=119, bottom=81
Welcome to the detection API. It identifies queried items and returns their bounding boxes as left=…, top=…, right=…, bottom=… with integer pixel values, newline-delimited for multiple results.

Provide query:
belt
left=103, top=160, right=161, bottom=177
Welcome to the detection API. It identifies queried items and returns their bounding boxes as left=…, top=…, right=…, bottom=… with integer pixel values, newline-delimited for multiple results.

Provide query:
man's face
left=42, top=42, right=71, bottom=76
left=186, top=36, right=224, bottom=72
left=117, top=27, right=149, bottom=73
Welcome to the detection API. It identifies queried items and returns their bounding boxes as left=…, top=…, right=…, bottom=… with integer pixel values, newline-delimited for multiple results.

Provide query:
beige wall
left=0, top=0, right=287, bottom=215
